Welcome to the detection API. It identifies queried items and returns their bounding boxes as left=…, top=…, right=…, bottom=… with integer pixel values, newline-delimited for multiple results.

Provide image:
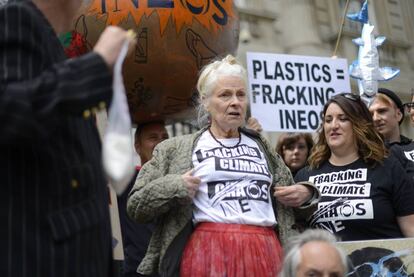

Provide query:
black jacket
left=0, top=1, right=114, bottom=276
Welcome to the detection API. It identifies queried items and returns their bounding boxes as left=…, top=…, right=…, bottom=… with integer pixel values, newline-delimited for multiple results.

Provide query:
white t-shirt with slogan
left=191, top=130, right=276, bottom=226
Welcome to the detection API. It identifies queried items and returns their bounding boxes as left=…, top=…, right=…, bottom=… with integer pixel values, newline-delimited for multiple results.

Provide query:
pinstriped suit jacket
left=0, top=1, right=114, bottom=276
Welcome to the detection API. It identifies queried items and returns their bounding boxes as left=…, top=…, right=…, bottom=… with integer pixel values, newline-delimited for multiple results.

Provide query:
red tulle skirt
left=180, top=222, right=283, bottom=277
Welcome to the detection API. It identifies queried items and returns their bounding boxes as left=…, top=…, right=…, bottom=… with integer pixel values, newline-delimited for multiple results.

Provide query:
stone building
left=235, top=0, right=414, bottom=144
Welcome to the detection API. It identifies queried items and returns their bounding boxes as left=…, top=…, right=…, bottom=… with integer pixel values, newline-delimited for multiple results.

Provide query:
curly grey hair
left=279, top=229, right=348, bottom=277
left=195, top=54, right=248, bottom=128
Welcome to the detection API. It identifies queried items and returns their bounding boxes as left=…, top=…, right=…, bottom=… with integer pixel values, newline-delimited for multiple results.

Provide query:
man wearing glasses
left=369, top=88, right=414, bottom=181
left=404, top=91, right=414, bottom=125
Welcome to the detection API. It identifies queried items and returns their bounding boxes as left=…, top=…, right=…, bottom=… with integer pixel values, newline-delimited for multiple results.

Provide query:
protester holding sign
left=295, top=93, right=414, bottom=241
left=127, top=55, right=320, bottom=277
left=276, top=132, right=314, bottom=177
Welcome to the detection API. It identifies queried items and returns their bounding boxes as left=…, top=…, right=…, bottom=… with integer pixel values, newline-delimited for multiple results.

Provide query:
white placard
left=247, top=52, right=351, bottom=132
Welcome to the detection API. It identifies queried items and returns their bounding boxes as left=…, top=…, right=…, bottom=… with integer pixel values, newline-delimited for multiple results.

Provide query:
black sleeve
left=294, top=167, right=309, bottom=183
left=0, top=3, right=112, bottom=141
left=389, top=145, right=414, bottom=183
left=388, top=157, right=414, bottom=216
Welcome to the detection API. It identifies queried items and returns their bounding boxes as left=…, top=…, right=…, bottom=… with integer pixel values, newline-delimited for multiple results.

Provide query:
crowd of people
left=127, top=55, right=319, bottom=277
left=1, top=1, right=414, bottom=277
left=123, top=57, right=414, bottom=276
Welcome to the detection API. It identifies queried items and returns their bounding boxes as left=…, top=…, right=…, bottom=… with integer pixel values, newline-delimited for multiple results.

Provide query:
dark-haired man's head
left=134, top=121, right=168, bottom=165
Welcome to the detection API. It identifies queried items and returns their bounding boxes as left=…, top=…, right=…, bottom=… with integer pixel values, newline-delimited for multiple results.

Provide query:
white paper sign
left=247, top=52, right=351, bottom=132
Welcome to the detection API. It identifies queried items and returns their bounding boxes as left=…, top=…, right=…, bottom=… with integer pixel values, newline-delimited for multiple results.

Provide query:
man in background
left=279, top=229, right=348, bottom=277
left=369, top=88, right=414, bottom=180
left=0, top=0, right=133, bottom=276
left=118, top=121, right=169, bottom=277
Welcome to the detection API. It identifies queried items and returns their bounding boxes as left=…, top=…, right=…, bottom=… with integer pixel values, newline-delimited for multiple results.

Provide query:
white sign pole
left=247, top=52, right=351, bottom=133
left=96, top=111, right=125, bottom=261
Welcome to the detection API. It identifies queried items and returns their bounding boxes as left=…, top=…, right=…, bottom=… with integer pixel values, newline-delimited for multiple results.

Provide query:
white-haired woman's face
left=205, top=75, right=247, bottom=132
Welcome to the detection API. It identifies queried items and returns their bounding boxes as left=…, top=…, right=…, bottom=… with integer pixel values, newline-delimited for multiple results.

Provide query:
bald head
left=296, top=241, right=346, bottom=277
left=280, top=229, right=348, bottom=277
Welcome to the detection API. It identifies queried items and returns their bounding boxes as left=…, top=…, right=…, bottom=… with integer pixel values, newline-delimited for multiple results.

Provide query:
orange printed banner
left=87, top=0, right=235, bottom=33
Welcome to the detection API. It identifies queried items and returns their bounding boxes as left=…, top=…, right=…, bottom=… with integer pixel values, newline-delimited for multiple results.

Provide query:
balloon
left=69, top=0, right=239, bottom=124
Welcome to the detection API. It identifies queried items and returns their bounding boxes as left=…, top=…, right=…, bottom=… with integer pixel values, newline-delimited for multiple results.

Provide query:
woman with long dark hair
left=295, top=93, right=414, bottom=241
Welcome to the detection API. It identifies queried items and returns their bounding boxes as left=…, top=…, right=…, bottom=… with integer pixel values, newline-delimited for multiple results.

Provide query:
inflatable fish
left=347, top=0, right=400, bottom=102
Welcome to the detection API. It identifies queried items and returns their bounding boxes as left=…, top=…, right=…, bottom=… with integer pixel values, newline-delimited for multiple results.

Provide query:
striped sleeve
left=0, top=3, right=112, bottom=142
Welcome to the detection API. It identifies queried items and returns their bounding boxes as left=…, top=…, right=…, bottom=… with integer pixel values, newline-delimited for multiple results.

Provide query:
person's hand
left=181, top=169, right=201, bottom=199
left=93, top=26, right=135, bottom=70
left=274, top=184, right=312, bottom=207
left=246, top=117, right=263, bottom=132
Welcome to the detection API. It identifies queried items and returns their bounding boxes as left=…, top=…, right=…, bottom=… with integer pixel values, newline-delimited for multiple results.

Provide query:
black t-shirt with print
left=295, top=156, right=414, bottom=241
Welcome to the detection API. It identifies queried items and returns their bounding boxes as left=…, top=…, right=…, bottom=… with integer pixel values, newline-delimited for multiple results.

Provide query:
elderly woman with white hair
left=127, top=55, right=320, bottom=277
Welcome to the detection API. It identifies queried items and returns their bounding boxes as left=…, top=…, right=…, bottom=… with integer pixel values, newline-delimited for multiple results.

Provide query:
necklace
left=208, top=127, right=241, bottom=149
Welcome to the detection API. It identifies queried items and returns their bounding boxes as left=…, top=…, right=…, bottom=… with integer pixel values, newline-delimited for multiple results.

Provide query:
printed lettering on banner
left=247, top=52, right=351, bottom=132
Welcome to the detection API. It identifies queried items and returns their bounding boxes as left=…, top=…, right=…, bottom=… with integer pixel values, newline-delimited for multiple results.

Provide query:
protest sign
left=247, top=52, right=351, bottom=132
left=338, top=238, right=414, bottom=276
